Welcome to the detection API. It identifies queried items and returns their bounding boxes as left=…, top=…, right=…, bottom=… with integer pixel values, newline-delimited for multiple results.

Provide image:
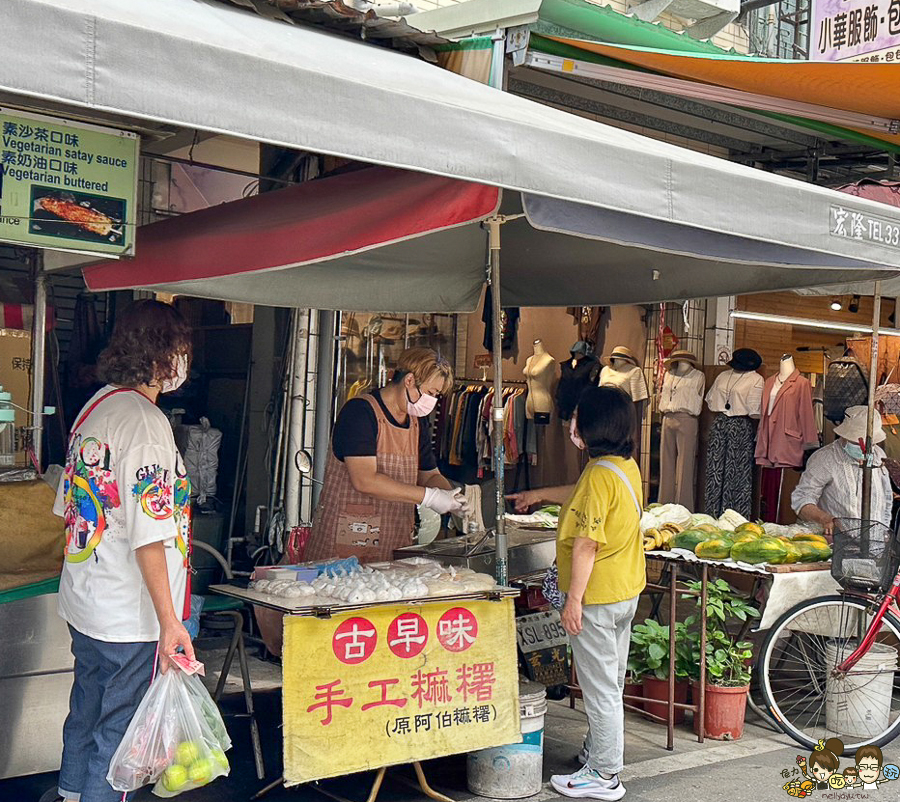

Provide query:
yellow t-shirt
left=556, top=456, right=646, bottom=605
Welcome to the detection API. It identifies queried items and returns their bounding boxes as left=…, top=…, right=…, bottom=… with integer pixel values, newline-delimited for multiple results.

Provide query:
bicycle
left=759, top=518, right=900, bottom=754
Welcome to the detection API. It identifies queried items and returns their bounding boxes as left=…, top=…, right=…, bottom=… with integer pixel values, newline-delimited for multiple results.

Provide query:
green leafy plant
left=682, top=579, right=760, bottom=687
left=629, top=619, right=693, bottom=681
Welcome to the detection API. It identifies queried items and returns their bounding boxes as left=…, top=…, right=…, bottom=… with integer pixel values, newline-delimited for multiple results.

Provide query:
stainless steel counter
left=393, top=527, right=556, bottom=579
left=0, top=592, right=73, bottom=779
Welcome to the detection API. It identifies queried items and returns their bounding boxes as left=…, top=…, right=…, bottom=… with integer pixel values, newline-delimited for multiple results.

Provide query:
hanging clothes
left=482, top=286, right=520, bottom=355
left=755, top=371, right=818, bottom=469
left=567, top=306, right=604, bottom=348
left=556, top=355, right=600, bottom=421
left=704, top=414, right=756, bottom=519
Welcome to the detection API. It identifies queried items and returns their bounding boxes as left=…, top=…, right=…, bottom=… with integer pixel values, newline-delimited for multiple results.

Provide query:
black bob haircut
left=575, top=385, right=635, bottom=459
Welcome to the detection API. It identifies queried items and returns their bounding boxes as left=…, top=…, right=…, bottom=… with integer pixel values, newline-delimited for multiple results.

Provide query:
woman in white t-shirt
left=53, top=300, right=196, bottom=802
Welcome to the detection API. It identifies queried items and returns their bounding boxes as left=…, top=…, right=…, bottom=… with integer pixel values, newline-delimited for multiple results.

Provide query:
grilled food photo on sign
left=37, top=196, right=114, bottom=236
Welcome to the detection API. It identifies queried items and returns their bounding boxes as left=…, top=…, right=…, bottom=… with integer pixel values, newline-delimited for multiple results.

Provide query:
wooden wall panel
left=734, top=293, right=895, bottom=376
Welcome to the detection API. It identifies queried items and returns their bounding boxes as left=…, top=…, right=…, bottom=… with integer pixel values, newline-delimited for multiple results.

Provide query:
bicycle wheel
left=759, top=594, right=900, bottom=753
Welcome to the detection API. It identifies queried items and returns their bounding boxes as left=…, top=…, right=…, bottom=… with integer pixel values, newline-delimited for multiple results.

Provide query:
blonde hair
left=392, top=347, right=453, bottom=394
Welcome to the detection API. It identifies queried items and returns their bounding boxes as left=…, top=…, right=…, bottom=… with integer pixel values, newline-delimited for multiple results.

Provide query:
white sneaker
left=550, top=766, right=626, bottom=800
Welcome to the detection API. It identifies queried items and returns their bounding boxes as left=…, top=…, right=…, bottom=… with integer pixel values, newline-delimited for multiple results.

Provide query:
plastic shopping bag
left=107, top=666, right=231, bottom=797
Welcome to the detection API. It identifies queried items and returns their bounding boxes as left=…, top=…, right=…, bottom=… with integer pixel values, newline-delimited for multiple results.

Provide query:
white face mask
left=407, top=385, right=438, bottom=417
left=159, top=354, right=189, bottom=394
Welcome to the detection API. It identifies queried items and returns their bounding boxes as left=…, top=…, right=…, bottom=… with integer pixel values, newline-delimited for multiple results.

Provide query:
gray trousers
left=658, top=412, right=699, bottom=509
left=571, top=596, right=640, bottom=775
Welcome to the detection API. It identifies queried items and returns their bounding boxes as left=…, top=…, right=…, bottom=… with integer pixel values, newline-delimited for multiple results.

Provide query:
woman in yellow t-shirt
left=514, top=386, right=644, bottom=801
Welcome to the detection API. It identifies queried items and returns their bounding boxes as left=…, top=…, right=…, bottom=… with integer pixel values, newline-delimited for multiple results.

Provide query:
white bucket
left=825, top=641, right=898, bottom=740
left=467, top=680, right=547, bottom=799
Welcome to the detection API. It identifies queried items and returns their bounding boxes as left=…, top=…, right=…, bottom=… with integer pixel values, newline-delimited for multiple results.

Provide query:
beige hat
left=664, top=350, right=700, bottom=368
left=833, top=405, right=886, bottom=444
left=605, top=346, right=640, bottom=368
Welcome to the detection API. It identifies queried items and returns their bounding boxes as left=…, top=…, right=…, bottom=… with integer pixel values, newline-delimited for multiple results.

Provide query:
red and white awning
left=85, top=167, right=898, bottom=311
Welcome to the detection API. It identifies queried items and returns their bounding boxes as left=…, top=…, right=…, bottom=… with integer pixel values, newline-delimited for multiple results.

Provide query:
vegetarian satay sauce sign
left=0, top=109, right=138, bottom=256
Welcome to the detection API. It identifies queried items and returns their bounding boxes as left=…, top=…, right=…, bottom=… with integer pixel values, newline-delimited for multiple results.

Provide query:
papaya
left=735, top=521, right=766, bottom=537
left=694, top=523, right=721, bottom=535
left=781, top=540, right=802, bottom=564
left=731, top=536, right=790, bottom=565
left=732, top=532, right=758, bottom=545
left=793, top=541, right=833, bottom=563
left=673, top=529, right=715, bottom=551
left=695, top=537, right=734, bottom=560
left=791, top=533, right=830, bottom=547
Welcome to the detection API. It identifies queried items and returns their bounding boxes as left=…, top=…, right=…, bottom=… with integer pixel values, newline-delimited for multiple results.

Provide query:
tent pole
left=312, top=309, right=337, bottom=511
left=488, top=216, right=508, bottom=586
left=30, top=250, right=47, bottom=471
left=861, top=280, right=881, bottom=523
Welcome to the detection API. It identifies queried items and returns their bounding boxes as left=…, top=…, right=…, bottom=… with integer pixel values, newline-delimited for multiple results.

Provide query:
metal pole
left=861, top=281, right=882, bottom=523
left=312, top=309, right=337, bottom=510
left=488, top=217, right=507, bottom=586
left=30, top=251, right=47, bottom=470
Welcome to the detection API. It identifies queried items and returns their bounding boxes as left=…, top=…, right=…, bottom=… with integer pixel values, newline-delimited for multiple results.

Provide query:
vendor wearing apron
left=306, top=347, right=468, bottom=563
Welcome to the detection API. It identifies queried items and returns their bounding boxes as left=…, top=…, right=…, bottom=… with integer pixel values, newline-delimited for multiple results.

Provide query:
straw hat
left=664, top=349, right=699, bottom=369
left=834, top=406, right=886, bottom=444
left=605, top=346, right=640, bottom=368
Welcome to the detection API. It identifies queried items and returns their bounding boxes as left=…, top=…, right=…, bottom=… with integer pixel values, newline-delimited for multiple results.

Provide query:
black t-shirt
left=332, top=389, right=437, bottom=471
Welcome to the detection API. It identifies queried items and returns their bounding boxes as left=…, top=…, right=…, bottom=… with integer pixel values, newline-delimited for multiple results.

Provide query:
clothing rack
left=455, top=377, right=527, bottom=386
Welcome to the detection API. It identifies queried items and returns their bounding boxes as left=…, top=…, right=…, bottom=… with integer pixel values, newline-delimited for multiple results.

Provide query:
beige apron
left=306, top=394, right=419, bottom=563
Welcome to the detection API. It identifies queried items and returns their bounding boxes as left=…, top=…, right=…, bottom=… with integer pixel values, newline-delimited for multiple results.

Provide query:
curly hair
left=97, top=299, right=192, bottom=387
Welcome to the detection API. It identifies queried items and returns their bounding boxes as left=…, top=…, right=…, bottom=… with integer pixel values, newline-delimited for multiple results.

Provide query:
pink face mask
left=407, top=386, right=438, bottom=418
left=569, top=417, right=585, bottom=450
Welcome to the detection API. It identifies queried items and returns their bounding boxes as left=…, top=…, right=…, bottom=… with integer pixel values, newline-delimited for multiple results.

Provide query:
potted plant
left=624, top=639, right=649, bottom=710
left=630, top=619, right=692, bottom=723
left=683, top=578, right=760, bottom=740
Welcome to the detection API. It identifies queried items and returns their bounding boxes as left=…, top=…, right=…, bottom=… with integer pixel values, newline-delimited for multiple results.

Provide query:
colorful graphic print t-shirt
left=53, top=386, right=190, bottom=642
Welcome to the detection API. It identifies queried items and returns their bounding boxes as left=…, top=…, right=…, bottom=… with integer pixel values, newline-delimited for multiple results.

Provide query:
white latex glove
left=422, top=487, right=466, bottom=515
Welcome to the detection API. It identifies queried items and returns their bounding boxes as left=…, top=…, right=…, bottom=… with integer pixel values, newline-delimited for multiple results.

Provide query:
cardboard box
left=0, top=327, right=33, bottom=465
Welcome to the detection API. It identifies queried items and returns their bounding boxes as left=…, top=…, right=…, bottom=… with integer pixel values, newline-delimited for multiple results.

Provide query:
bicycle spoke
left=761, top=597, right=900, bottom=750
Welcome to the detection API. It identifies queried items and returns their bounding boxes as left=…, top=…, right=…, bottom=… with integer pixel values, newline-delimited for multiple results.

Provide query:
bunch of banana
left=642, top=522, right=685, bottom=552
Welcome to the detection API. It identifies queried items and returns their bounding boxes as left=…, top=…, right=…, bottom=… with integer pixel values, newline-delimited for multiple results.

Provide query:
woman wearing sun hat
left=791, top=405, right=893, bottom=534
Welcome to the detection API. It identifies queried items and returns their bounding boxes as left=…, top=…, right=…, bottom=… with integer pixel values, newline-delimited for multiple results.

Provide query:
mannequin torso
left=659, top=363, right=704, bottom=416
left=524, top=340, right=556, bottom=418
left=769, top=355, right=796, bottom=415
left=706, top=368, right=764, bottom=418
left=600, top=359, right=649, bottom=402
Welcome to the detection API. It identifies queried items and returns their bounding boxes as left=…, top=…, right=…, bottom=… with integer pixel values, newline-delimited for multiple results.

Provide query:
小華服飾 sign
left=0, top=109, right=138, bottom=256
left=811, top=0, right=900, bottom=62
left=282, top=599, right=520, bottom=785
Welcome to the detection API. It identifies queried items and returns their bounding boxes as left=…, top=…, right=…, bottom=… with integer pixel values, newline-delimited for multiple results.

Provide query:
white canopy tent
left=4, top=0, right=900, bottom=278
left=6, top=0, right=900, bottom=579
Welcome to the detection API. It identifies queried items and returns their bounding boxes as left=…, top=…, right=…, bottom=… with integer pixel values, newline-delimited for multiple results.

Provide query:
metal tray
left=209, top=584, right=519, bottom=617
left=393, top=527, right=556, bottom=580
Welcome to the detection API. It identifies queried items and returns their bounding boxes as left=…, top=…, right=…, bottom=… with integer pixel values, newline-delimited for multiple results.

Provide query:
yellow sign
left=283, top=599, right=520, bottom=785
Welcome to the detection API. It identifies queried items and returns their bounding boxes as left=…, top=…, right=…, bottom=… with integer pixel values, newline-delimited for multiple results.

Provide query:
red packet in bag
left=168, top=654, right=205, bottom=677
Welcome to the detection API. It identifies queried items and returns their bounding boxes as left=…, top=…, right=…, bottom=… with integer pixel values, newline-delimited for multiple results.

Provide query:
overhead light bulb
left=848, top=294, right=861, bottom=313
left=830, top=297, right=842, bottom=311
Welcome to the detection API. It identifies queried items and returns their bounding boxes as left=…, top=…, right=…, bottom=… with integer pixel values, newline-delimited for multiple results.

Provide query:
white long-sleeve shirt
left=791, top=440, right=892, bottom=527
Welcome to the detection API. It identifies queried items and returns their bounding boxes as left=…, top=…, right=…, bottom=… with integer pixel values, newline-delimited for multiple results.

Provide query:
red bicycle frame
left=835, top=570, right=900, bottom=674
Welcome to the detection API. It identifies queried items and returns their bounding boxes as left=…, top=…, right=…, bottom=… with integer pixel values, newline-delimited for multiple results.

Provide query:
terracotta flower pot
left=691, top=681, right=749, bottom=740
left=623, top=678, right=643, bottom=711
left=641, top=676, right=687, bottom=724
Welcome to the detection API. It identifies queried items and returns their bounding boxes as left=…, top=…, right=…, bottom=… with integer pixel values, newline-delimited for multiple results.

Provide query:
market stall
left=210, top=558, right=520, bottom=797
